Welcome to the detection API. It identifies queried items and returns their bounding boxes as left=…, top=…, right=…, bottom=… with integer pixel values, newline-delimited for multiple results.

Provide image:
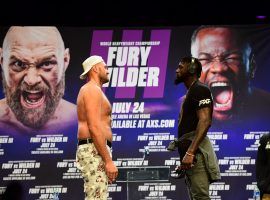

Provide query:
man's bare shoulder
left=55, top=99, right=77, bottom=122
left=0, top=98, right=8, bottom=107
left=0, top=98, right=24, bottom=133
left=60, top=99, right=77, bottom=113
left=79, top=83, right=102, bottom=98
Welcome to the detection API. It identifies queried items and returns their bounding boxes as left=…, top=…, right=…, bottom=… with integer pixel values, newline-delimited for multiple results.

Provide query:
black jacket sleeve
left=256, top=134, right=270, bottom=194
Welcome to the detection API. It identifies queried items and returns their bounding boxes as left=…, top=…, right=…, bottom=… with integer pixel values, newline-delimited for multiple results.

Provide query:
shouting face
left=0, top=26, right=70, bottom=128
left=191, top=27, right=250, bottom=121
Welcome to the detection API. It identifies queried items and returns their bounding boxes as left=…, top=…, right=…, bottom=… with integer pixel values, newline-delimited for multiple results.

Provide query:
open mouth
left=210, top=81, right=233, bottom=112
left=20, top=90, right=45, bottom=109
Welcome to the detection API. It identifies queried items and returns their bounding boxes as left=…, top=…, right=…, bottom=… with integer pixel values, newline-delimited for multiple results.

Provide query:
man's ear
left=63, top=48, right=70, bottom=72
left=92, top=65, right=99, bottom=73
left=249, top=53, right=256, bottom=79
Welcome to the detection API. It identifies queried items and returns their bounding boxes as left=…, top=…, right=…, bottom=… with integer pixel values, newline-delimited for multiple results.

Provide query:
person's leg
left=76, top=144, right=108, bottom=200
left=185, top=175, right=193, bottom=200
left=185, top=152, right=210, bottom=200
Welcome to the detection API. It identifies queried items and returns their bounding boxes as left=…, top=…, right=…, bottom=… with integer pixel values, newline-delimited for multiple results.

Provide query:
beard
left=174, top=77, right=182, bottom=85
left=3, top=75, right=65, bottom=129
left=100, top=73, right=109, bottom=84
left=174, top=74, right=185, bottom=85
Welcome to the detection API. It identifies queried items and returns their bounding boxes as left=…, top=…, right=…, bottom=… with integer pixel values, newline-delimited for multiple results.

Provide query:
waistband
left=78, top=138, right=112, bottom=148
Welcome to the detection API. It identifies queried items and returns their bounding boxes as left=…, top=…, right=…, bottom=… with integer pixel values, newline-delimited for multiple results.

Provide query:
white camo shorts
left=76, top=143, right=111, bottom=200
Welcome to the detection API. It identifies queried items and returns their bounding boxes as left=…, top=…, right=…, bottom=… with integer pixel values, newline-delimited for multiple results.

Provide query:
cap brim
left=79, top=71, right=88, bottom=79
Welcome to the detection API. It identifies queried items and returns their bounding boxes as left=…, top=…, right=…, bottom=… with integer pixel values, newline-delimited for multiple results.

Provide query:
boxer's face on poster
left=1, top=27, right=70, bottom=128
left=192, top=28, right=248, bottom=121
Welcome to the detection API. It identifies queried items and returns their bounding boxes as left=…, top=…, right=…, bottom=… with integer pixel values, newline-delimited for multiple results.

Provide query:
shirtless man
left=76, top=55, right=118, bottom=200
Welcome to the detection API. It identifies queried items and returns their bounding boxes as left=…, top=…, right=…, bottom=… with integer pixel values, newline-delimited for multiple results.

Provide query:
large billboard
left=0, top=25, right=269, bottom=199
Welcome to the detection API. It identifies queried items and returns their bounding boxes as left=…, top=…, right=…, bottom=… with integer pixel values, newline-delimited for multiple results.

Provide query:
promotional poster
left=0, top=25, right=269, bottom=199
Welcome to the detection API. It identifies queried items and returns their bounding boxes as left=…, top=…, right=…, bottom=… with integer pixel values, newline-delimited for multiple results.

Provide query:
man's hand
left=181, top=152, right=195, bottom=170
left=105, top=160, right=118, bottom=184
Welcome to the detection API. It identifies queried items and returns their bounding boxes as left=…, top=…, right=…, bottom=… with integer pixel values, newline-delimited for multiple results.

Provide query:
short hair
left=191, top=25, right=243, bottom=46
left=179, top=56, right=202, bottom=78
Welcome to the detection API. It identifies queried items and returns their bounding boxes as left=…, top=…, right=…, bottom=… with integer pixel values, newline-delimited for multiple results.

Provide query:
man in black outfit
left=256, top=133, right=270, bottom=200
left=175, top=56, right=220, bottom=200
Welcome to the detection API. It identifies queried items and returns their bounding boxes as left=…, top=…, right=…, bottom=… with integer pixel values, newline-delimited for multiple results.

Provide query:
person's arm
left=181, top=107, right=212, bottom=169
left=83, top=86, right=117, bottom=182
